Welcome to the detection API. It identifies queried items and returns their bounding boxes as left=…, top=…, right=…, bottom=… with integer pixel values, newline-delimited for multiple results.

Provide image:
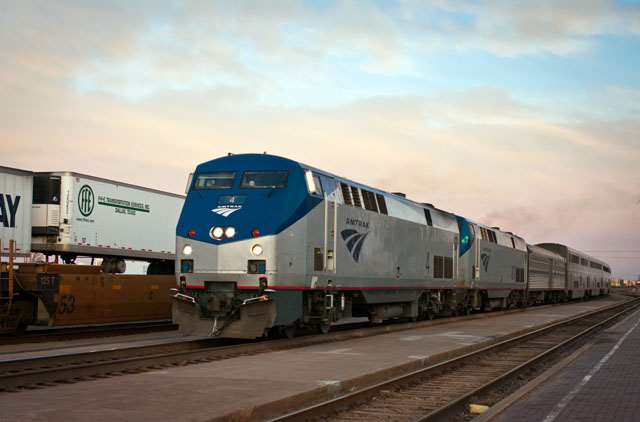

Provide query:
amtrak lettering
left=0, top=194, right=21, bottom=228
left=345, top=218, right=369, bottom=229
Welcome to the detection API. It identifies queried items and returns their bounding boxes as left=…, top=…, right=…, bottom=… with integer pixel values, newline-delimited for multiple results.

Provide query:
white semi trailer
left=31, top=172, right=184, bottom=273
left=0, top=166, right=33, bottom=258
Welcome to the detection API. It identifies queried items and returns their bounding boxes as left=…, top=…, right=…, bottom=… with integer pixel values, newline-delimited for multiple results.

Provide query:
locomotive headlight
left=251, top=244, right=264, bottom=256
left=183, top=244, right=193, bottom=256
left=211, top=226, right=224, bottom=240
left=225, top=226, right=236, bottom=238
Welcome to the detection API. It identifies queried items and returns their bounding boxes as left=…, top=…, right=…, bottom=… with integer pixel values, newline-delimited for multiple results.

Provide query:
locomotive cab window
left=241, top=171, right=288, bottom=189
left=305, top=170, right=324, bottom=197
left=312, top=174, right=324, bottom=197
left=194, top=171, right=236, bottom=190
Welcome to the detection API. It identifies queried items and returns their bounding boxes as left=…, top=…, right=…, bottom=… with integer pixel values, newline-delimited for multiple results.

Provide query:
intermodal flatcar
left=1, top=167, right=184, bottom=334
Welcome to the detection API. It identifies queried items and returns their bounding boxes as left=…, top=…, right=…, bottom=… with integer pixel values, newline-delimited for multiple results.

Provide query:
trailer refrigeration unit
left=31, top=172, right=184, bottom=274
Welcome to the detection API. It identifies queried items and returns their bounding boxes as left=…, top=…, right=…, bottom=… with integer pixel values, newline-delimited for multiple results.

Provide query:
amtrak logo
left=481, top=253, right=491, bottom=272
left=211, top=207, right=240, bottom=217
left=341, top=229, right=369, bottom=263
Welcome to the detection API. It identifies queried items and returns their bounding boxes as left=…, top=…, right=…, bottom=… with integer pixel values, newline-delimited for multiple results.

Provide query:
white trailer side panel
left=0, top=167, right=33, bottom=257
left=32, top=173, right=184, bottom=260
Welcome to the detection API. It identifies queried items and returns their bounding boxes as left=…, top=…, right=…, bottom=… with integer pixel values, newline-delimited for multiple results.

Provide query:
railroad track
left=270, top=298, right=640, bottom=422
left=0, top=297, right=619, bottom=394
left=0, top=320, right=177, bottom=345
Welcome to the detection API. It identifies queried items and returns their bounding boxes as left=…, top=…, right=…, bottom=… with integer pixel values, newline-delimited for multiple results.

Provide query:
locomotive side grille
left=434, top=256, right=443, bottom=278
left=361, top=189, right=378, bottom=212
left=375, top=193, right=388, bottom=215
left=434, top=255, right=454, bottom=279
left=314, top=248, right=323, bottom=271
left=350, top=185, right=362, bottom=208
left=340, top=182, right=353, bottom=206
left=444, top=257, right=453, bottom=278
left=424, top=209, right=433, bottom=226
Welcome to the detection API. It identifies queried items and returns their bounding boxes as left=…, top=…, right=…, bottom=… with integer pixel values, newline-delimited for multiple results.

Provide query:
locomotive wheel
left=282, top=325, right=297, bottom=339
left=317, top=322, right=330, bottom=335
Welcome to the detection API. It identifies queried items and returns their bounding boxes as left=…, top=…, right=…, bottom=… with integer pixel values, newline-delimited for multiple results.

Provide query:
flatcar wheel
left=317, top=322, right=330, bottom=335
left=12, top=322, right=28, bottom=336
left=282, top=325, right=297, bottom=339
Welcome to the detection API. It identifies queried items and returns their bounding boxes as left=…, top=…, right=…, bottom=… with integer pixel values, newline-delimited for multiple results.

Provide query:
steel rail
left=0, top=321, right=176, bottom=345
left=415, top=298, right=640, bottom=421
left=0, top=301, right=564, bottom=391
left=268, top=298, right=640, bottom=422
left=0, top=297, right=624, bottom=393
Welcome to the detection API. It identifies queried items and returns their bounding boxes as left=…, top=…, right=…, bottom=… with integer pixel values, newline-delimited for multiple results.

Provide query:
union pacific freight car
left=173, top=154, right=586, bottom=339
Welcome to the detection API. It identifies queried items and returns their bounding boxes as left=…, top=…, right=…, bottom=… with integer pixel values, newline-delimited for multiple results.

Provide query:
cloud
left=402, top=0, right=640, bottom=56
left=4, top=0, right=638, bottom=107
left=1, top=1, right=638, bottom=279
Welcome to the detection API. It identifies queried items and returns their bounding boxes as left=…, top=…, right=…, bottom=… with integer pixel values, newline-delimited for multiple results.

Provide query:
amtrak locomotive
left=171, top=154, right=611, bottom=338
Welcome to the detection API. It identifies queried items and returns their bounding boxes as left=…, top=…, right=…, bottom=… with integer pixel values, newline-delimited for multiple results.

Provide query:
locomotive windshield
left=240, top=171, right=288, bottom=189
left=193, top=171, right=236, bottom=190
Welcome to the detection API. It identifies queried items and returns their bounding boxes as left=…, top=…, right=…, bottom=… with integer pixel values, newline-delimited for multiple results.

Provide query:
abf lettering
left=0, top=194, right=21, bottom=228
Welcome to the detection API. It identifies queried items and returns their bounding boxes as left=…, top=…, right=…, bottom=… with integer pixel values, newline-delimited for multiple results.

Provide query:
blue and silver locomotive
left=171, top=154, right=610, bottom=338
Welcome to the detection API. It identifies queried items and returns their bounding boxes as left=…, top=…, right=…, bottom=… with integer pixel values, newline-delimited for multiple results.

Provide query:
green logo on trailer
left=78, top=185, right=95, bottom=216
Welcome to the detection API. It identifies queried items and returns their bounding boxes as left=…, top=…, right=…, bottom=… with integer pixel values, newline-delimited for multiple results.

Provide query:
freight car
left=171, top=154, right=610, bottom=339
left=1, top=167, right=184, bottom=334
left=1, top=260, right=174, bottom=334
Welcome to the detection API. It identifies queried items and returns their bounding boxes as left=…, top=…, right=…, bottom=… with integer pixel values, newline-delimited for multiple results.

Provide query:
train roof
left=197, top=153, right=460, bottom=233
left=0, top=165, right=34, bottom=176
left=299, top=158, right=461, bottom=233
left=536, top=243, right=611, bottom=273
left=33, top=171, right=185, bottom=199
left=528, top=244, right=566, bottom=261
left=197, top=153, right=532, bottom=238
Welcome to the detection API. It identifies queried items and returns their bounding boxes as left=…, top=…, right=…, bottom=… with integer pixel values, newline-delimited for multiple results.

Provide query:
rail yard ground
left=475, top=296, right=640, bottom=422
left=0, top=293, right=637, bottom=421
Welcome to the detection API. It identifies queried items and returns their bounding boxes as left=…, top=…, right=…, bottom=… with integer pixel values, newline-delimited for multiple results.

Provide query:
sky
left=1, top=0, right=639, bottom=279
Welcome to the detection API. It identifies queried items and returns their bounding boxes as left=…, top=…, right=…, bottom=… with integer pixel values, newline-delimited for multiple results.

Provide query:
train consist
left=172, top=154, right=611, bottom=339
left=1, top=166, right=184, bottom=333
